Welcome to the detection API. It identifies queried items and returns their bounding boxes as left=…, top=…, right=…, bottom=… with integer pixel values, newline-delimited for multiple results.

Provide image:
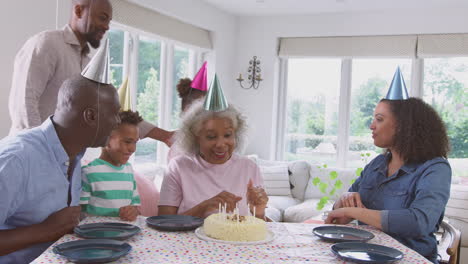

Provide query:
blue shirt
left=0, top=118, right=82, bottom=264
left=350, top=154, right=451, bottom=263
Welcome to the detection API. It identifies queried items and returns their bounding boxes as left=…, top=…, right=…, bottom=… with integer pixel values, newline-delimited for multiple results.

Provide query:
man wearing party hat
left=0, top=38, right=121, bottom=264
left=325, top=67, right=451, bottom=263
left=159, top=74, right=268, bottom=221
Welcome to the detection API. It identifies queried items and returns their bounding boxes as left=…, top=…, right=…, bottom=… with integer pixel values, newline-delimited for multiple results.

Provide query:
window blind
left=278, top=35, right=417, bottom=58
left=112, top=0, right=212, bottom=49
left=417, top=34, right=468, bottom=57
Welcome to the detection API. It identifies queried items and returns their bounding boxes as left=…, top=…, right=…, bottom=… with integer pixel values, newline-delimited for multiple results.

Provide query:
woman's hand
left=324, top=208, right=354, bottom=225
left=334, top=192, right=365, bottom=209
left=325, top=207, right=382, bottom=230
left=119, top=205, right=139, bottom=221
left=202, top=191, right=242, bottom=214
left=247, top=179, right=268, bottom=218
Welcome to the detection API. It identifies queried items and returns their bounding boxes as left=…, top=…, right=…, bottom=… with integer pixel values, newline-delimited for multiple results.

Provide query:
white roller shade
left=113, top=0, right=212, bottom=49
left=417, top=34, right=468, bottom=58
left=279, top=35, right=417, bottom=58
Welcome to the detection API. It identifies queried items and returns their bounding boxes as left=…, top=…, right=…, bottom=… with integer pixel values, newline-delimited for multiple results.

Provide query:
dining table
left=32, top=215, right=432, bottom=264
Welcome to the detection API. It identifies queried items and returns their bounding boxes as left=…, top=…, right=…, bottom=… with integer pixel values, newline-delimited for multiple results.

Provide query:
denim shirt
left=350, top=154, right=451, bottom=263
left=0, top=118, right=83, bottom=264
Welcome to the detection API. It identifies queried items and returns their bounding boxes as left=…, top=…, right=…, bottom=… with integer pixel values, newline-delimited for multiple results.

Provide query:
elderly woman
left=158, top=98, right=268, bottom=219
left=325, top=97, right=451, bottom=263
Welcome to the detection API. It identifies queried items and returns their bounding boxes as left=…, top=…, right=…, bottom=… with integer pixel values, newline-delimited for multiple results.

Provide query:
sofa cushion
left=446, top=184, right=468, bottom=222
left=283, top=199, right=334, bottom=223
left=265, top=206, right=282, bottom=222
left=288, top=161, right=311, bottom=201
left=260, top=165, right=292, bottom=197
left=304, top=166, right=357, bottom=200
left=445, top=184, right=468, bottom=247
left=267, top=195, right=300, bottom=213
left=249, top=156, right=311, bottom=199
left=447, top=217, right=468, bottom=247
left=135, top=172, right=160, bottom=217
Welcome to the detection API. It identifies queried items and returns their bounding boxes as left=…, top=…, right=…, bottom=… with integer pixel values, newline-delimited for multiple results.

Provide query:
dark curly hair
left=119, top=110, right=143, bottom=126
left=177, top=78, right=207, bottom=112
left=382, top=97, right=450, bottom=164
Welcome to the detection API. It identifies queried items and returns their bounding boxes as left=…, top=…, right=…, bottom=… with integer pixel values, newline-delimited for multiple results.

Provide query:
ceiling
left=200, top=0, right=468, bottom=16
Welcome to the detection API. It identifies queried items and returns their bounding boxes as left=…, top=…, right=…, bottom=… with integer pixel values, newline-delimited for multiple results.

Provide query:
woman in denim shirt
left=325, top=98, right=451, bottom=263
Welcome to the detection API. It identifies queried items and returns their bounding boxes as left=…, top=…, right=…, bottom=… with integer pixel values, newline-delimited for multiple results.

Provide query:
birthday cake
left=203, top=213, right=267, bottom=242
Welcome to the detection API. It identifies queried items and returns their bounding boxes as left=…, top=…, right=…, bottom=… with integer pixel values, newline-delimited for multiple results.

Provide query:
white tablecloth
left=32, top=216, right=431, bottom=264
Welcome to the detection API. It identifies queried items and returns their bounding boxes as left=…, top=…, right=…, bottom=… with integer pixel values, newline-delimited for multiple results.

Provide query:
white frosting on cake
left=203, top=213, right=267, bottom=242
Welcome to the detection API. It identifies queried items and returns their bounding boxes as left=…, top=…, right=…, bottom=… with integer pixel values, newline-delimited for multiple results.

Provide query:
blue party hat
left=385, top=67, right=409, bottom=100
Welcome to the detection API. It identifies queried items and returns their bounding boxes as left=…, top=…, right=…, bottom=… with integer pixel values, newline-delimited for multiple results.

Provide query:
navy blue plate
left=331, top=242, right=404, bottom=263
left=53, top=239, right=131, bottom=263
left=313, top=226, right=375, bottom=243
left=146, top=215, right=203, bottom=231
left=74, top=222, right=141, bottom=240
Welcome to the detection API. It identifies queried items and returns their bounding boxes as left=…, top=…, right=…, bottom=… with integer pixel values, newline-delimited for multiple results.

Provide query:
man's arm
left=0, top=206, right=81, bottom=256
left=9, top=35, right=56, bottom=132
left=0, top=155, right=80, bottom=256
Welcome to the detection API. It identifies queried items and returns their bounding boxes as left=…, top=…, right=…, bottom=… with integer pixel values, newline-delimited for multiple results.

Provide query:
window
left=107, top=23, right=203, bottom=169
left=134, top=35, right=162, bottom=166
left=348, top=59, right=412, bottom=167
left=109, top=28, right=125, bottom=88
left=423, top=57, right=468, bottom=180
left=285, top=59, right=341, bottom=166
left=171, top=46, right=190, bottom=129
left=281, top=56, right=467, bottom=185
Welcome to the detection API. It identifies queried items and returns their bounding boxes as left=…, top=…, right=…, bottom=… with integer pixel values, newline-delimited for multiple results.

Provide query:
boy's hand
left=119, top=205, right=139, bottom=221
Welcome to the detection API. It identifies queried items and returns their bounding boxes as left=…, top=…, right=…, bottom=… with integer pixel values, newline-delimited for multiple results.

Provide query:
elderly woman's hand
left=247, top=180, right=268, bottom=218
left=334, top=192, right=365, bottom=209
left=247, top=180, right=268, bottom=207
left=203, top=191, right=242, bottom=214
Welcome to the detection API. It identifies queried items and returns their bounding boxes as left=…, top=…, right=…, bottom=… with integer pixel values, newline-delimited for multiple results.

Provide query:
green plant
left=312, top=152, right=371, bottom=210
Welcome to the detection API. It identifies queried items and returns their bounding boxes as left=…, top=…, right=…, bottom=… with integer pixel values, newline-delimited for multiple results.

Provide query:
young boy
left=80, top=110, right=143, bottom=221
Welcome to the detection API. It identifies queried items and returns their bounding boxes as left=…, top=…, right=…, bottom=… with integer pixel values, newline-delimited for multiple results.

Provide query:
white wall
left=0, top=0, right=58, bottom=137
left=231, top=7, right=468, bottom=159
left=0, top=0, right=72, bottom=138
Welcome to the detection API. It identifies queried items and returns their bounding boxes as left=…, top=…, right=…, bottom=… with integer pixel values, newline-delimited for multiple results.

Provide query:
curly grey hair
left=175, top=99, right=248, bottom=155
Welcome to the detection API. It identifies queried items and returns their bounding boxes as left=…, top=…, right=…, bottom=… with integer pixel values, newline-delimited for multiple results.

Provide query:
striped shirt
left=80, top=159, right=140, bottom=217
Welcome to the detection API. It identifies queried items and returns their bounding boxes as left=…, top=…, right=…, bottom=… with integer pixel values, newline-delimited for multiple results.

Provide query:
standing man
left=8, top=0, right=173, bottom=145
left=8, top=0, right=112, bottom=135
left=0, top=74, right=121, bottom=263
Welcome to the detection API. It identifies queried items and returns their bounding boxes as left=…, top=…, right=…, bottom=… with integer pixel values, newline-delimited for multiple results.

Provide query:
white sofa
left=250, top=157, right=357, bottom=223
